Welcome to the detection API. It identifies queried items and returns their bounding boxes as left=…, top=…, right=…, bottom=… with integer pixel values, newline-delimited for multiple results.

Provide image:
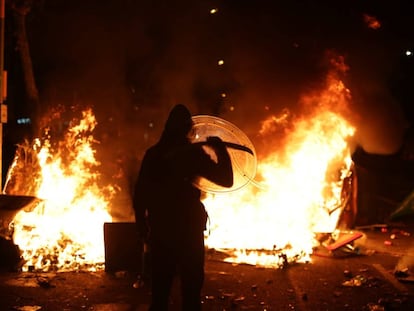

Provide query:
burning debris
left=0, top=194, right=42, bottom=271
left=3, top=108, right=116, bottom=272
left=314, top=230, right=364, bottom=258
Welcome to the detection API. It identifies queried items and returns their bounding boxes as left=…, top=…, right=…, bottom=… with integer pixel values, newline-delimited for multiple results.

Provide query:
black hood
left=159, top=104, right=193, bottom=144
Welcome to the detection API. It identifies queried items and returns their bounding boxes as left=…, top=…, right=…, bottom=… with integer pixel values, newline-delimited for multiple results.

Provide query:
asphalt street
left=1, top=220, right=414, bottom=311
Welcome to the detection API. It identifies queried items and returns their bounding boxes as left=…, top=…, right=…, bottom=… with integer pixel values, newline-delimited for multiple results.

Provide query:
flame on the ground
left=7, top=108, right=115, bottom=272
left=6, top=59, right=356, bottom=271
left=203, top=71, right=356, bottom=267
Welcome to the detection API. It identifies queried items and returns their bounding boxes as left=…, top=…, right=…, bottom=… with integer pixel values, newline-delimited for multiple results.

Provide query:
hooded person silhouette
left=133, top=104, right=233, bottom=310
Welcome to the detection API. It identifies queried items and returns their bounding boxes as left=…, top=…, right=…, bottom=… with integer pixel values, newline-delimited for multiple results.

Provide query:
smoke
left=349, top=78, right=407, bottom=155
left=24, top=1, right=408, bottom=149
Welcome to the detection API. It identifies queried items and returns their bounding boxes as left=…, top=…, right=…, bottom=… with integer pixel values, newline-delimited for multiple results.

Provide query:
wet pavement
left=1, top=220, right=414, bottom=311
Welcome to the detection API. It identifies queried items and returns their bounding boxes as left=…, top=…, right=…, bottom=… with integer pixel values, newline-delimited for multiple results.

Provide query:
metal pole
left=0, top=0, right=5, bottom=191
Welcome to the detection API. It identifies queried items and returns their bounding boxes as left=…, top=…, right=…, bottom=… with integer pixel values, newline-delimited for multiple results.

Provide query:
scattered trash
left=218, top=271, right=229, bottom=275
left=366, top=302, right=385, bottom=311
left=399, top=230, right=411, bottom=237
left=233, top=296, right=245, bottom=303
left=394, top=267, right=409, bottom=278
left=220, top=292, right=235, bottom=300
left=325, top=231, right=363, bottom=251
left=394, top=267, right=414, bottom=282
left=342, top=275, right=367, bottom=287
left=314, top=230, right=365, bottom=257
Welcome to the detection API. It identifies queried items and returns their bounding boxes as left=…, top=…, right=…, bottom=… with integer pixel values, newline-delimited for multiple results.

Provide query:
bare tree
left=7, top=0, right=41, bottom=134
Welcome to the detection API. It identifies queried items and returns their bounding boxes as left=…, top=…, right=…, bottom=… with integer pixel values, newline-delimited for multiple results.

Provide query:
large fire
left=5, top=61, right=356, bottom=272
left=204, top=69, right=356, bottom=267
left=5, top=108, right=115, bottom=272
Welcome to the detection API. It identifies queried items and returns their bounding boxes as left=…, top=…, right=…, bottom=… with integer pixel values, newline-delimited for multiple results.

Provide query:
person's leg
left=180, top=234, right=205, bottom=311
left=149, top=241, right=175, bottom=311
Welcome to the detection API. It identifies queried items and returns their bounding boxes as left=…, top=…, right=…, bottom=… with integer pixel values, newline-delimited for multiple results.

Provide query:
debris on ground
left=394, top=267, right=414, bottom=283
left=342, top=274, right=367, bottom=287
left=314, top=230, right=367, bottom=257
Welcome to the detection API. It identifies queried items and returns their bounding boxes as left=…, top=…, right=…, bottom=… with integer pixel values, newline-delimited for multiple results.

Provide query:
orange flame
left=363, top=14, right=381, bottom=30
left=203, top=72, right=356, bottom=267
left=9, top=108, right=115, bottom=272
left=8, top=60, right=356, bottom=271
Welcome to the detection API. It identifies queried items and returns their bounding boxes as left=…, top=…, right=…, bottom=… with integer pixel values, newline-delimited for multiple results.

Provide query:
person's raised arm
left=204, top=136, right=234, bottom=188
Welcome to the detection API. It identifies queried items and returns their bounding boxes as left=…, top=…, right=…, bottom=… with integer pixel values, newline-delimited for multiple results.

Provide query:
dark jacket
left=133, top=105, right=233, bottom=241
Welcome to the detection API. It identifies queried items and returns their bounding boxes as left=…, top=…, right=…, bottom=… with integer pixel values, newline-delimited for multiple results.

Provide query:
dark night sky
left=4, top=0, right=414, bottom=161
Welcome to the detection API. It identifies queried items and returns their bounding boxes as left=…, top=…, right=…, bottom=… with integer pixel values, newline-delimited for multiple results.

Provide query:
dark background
left=2, top=0, right=414, bottom=223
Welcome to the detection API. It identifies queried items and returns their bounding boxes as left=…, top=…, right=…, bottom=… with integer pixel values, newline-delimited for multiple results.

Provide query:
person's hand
left=206, top=136, right=224, bottom=147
